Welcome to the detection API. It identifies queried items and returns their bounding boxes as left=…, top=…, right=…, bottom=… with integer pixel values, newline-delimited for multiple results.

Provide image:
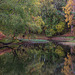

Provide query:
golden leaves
left=63, top=0, right=74, bottom=26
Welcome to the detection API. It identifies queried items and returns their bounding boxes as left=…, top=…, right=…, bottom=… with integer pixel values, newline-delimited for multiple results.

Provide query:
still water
left=0, top=41, right=75, bottom=75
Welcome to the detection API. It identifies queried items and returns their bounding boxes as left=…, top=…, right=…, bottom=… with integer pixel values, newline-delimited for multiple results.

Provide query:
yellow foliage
left=63, top=0, right=74, bottom=26
left=32, top=16, right=45, bottom=27
left=55, top=22, right=65, bottom=33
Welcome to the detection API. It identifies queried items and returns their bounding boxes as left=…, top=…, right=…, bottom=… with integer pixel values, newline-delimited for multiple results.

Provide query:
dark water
left=0, top=41, right=75, bottom=75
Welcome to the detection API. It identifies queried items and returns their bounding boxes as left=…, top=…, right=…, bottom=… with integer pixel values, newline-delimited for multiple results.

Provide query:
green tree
left=39, top=0, right=65, bottom=37
left=0, top=0, right=43, bottom=38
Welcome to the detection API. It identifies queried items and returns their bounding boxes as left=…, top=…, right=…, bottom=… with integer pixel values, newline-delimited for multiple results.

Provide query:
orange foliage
left=63, top=0, right=75, bottom=27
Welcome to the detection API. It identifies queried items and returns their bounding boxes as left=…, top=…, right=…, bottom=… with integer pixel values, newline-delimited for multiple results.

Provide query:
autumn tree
left=63, top=0, right=75, bottom=34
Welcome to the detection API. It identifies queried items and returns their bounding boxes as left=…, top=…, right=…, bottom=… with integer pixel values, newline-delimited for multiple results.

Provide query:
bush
left=45, top=28, right=56, bottom=37
left=55, top=22, right=65, bottom=33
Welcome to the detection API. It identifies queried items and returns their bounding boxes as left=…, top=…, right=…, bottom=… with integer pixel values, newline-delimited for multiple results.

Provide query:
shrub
left=45, top=28, right=56, bottom=37
left=55, top=22, right=65, bottom=33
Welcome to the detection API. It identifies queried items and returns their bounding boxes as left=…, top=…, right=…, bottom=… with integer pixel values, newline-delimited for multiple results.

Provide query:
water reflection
left=0, top=41, right=74, bottom=75
left=62, top=46, right=75, bottom=75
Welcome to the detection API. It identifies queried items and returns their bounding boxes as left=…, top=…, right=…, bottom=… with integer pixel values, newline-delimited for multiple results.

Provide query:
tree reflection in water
left=62, top=46, right=75, bottom=75
left=0, top=41, right=72, bottom=75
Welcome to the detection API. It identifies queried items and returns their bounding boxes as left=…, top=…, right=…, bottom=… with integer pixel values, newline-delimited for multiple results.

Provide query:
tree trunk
left=71, top=25, right=74, bottom=36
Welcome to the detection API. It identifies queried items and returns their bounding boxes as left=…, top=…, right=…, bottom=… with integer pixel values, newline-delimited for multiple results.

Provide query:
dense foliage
left=0, top=0, right=67, bottom=37
left=0, top=0, right=75, bottom=75
left=0, top=0, right=44, bottom=37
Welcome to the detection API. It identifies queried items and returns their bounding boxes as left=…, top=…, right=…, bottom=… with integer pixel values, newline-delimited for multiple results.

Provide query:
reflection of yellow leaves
left=30, top=67, right=35, bottom=73
left=61, top=53, right=72, bottom=75
left=55, top=46, right=64, bottom=56
left=44, top=48, right=46, bottom=50
left=29, top=62, right=44, bottom=73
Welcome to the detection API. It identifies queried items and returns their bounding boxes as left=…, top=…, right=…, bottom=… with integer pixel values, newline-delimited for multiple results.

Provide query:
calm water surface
left=0, top=41, right=75, bottom=75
